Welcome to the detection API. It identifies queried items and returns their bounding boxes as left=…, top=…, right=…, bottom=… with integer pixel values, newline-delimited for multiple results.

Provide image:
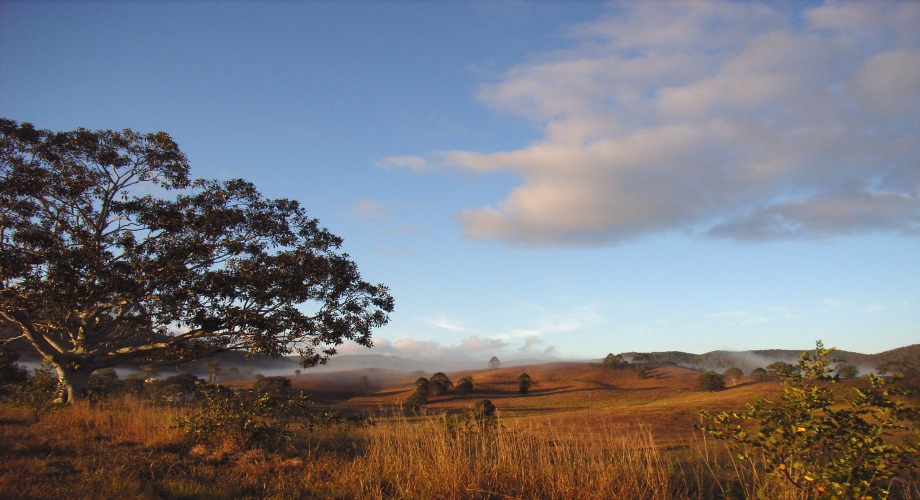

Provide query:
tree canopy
left=0, top=119, right=394, bottom=402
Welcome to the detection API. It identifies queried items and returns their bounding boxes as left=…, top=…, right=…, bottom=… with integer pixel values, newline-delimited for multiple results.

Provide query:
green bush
left=5, top=363, right=62, bottom=423
left=177, top=385, right=310, bottom=450
left=699, top=341, right=920, bottom=499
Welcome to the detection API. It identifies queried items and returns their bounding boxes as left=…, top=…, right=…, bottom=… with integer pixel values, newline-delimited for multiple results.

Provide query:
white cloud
left=420, top=314, right=470, bottom=332
left=349, top=200, right=391, bottom=220
left=399, top=2, right=920, bottom=246
left=377, top=155, right=430, bottom=171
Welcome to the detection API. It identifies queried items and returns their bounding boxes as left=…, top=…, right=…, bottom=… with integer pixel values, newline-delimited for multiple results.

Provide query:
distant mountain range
left=618, top=344, right=920, bottom=374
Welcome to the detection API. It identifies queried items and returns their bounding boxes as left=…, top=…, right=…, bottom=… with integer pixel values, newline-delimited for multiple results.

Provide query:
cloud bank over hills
left=386, top=2, right=920, bottom=247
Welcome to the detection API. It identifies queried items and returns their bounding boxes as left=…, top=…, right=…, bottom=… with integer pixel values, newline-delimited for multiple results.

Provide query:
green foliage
left=177, top=385, right=310, bottom=450
left=5, top=363, right=62, bottom=423
left=699, top=341, right=920, bottom=499
left=518, top=373, right=534, bottom=395
left=695, top=371, right=726, bottom=392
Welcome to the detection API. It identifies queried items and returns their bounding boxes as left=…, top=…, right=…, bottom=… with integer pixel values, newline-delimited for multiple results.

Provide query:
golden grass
left=1, top=364, right=917, bottom=500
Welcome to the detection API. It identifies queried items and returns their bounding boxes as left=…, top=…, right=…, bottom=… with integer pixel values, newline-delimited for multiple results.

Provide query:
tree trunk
left=53, top=365, right=92, bottom=404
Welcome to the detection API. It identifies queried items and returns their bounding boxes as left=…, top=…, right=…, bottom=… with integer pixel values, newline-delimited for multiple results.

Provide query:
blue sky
left=2, top=1, right=917, bottom=364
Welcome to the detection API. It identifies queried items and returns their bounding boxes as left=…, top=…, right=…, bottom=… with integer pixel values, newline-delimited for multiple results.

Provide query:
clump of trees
left=700, top=341, right=920, bottom=499
left=406, top=372, right=475, bottom=406
left=603, top=353, right=628, bottom=369
left=0, top=119, right=394, bottom=403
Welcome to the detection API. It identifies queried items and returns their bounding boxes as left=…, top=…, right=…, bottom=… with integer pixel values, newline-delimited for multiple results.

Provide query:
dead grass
left=1, top=363, right=917, bottom=499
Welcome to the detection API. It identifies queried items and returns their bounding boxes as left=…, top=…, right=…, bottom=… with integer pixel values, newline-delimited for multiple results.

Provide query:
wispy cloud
left=377, top=155, right=429, bottom=171
left=420, top=314, right=470, bottom=332
left=348, top=200, right=392, bottom=220
left=396, top=2, right=920, bottom=246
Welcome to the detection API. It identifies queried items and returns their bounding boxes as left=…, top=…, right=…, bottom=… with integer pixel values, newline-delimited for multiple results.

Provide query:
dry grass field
left=1, top=362, right=917, bottom=499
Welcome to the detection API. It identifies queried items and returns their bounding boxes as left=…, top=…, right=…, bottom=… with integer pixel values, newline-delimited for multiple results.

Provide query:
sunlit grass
left=1, top=398, right=917, bottom=499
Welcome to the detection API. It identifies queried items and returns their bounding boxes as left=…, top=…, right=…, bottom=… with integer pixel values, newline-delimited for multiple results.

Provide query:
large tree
left=0, top=119, right=394, bottom=402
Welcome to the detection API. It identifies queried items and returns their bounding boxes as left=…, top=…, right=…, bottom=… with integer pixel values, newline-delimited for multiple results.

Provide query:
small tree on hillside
left=488, top=356, right=501, bottom=369
left=835, top=363, right=859, bottom=380
left=517, top=373, right=534, bottom=395
left=603, top=353, right=627, bottom=369
left=205, top=361, right=222, bottom=384
left=766, top=361, right=799, bottom=380
left=750, top=367, right=769, bottom=382
left=429, top=372, right=453, bottom=396
left=454, top=376, right=474, bottom=397
left=723, top=367, right=743, bottom=387
left=694, top=371, right=726, bottom=392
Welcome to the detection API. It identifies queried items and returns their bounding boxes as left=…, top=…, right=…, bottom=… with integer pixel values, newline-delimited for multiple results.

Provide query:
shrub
left=700, top=341, right=920, bottom=499
left=694, top=372, right=725, bottom=392
left=177, top=384, right=309, bottom=450
left=252, top=375, right=292, bottom=396
left=5, top=363, right=62, bottom=423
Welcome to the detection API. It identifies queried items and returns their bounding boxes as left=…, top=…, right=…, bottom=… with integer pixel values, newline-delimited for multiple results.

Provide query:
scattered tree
left=518, top=373, right=534, bottom=395
left=294, top=369, right=301, bottom=377
left=636, top=364, right=648, bottom=380
left=454, top=376, right=474, bottom=397
left=0, top=119, right=394, bottom=403
left=723, top=367, right=743, bottom=387
left=135, top=364, right=161, bottom=381
left=694, top=371, right=726, bottom=392
left=603, top=353, right=627, bottom=369
left=835, top=363, right=859, bottom=380
left=750, top=367, right=769, bottom=382
left=414, top=377, right=430, bottom=393
left=488, top=356, right=501, bottom=369
left=358, top=374, right=370, bottom=390
left=700, top=341, right=920, bottom=499
left=428, top=372, right=453, bottom=396
left=204, top=360, right=222, bottom=384
left=766, top=361, right=799, bottom=380
left=405, top=387, right=428, bottom=409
